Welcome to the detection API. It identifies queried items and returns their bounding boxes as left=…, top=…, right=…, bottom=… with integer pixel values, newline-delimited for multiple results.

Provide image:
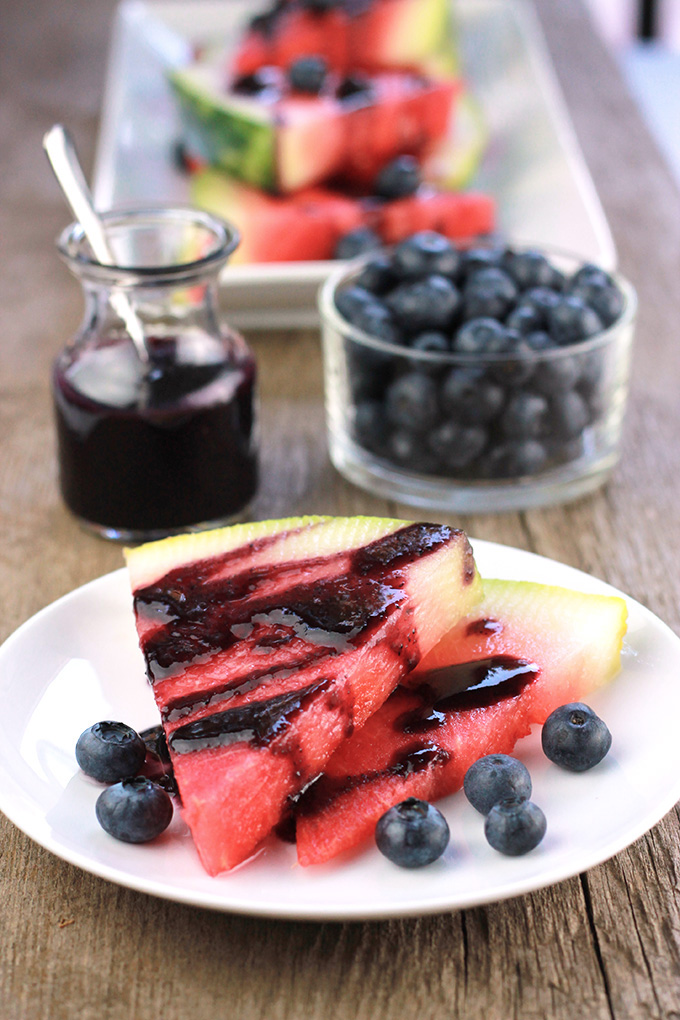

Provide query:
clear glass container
left=318, top=247, right=637, bottom=513
left=53, top=207, right=258, bottom=541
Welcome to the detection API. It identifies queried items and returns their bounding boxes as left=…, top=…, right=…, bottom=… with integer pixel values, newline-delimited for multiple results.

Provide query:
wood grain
left=2, top=0, right=680, bottom=1017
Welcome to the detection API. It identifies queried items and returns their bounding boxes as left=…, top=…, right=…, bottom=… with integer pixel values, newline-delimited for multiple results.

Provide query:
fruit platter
left=94, top=0, right=615, bottom=327
left=1, top=522, right=680, bottom=921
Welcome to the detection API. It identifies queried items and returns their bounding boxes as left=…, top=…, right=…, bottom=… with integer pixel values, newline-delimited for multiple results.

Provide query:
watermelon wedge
left=125, top=516, right=481, bottom=874
left=232, top=0, right=457, bottom=78
left=170, top=63, right=458, bottom=193
left=294, top=578, right=627, bottom=866
left=190, top=170, right=495, bottom=263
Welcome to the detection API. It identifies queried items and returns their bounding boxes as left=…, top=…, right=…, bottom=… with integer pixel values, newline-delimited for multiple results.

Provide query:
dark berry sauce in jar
left=52, top=329, right=258, bottom=539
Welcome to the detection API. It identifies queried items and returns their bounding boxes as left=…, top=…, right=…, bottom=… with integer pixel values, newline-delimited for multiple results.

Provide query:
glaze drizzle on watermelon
left=126, top=516, right=481, bottom=874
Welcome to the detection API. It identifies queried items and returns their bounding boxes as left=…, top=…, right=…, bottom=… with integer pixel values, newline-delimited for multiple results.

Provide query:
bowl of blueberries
left=318, top=232, right=636, bottom=512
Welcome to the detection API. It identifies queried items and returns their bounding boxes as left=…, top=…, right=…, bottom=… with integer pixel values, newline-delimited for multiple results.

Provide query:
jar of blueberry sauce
left=52, top=207, right=258, bottom=541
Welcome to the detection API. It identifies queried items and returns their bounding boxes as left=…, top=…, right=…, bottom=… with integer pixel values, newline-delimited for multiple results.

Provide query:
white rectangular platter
left=93, top=0, right=616, bottom=329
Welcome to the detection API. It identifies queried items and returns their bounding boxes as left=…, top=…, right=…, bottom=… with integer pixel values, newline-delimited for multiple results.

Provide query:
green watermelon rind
left=169, top=66, right=277, bottom=191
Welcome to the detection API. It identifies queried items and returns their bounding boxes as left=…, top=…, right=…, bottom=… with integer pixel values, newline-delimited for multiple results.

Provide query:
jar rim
left=57, top=205, right=240, bottom=283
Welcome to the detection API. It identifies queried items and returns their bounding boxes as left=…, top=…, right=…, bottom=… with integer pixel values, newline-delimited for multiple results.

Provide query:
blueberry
left=522, top=286, right=562, bottom=322
left=387, top=428, right=439, bottom=472
left=453, top=317, right=508, bottom=354
left=232, top=66, right=281, bottom=100
left=481, top=439, right=548, bottom=478
left=351, top=301, right=402, bottom=345
left=547, top=296, right=604, bottom=345
left=462, top=267, right=518, bottom=320
left=375, top=797, right=450, bottom=867
left=548, top=389, right=590, bottom=441
left=409, top=330, right=449, bottom=354
left=427, top=421, right=487, bottom=471
left=488, top=331, right=534, bottom=387
left=76, top=721, right=146, bottom=784
left=533, top=353, right=581, bottom=395
left=354, top=254, right=396, bottom=296
left=484, top=798, right=546, bottom=856
left=374, top=155, right=421, bottom=199
left=464, top=754, right=532, bottom=815
left=384, top=372, right=438, bottom=430
left=353, top=399, right=387, bottom=452
left=391, top=231, right=461, bottom=279
left=334, top=284, right=376, bottom=324
left=504, top=249, right=564, bottom=290
left=335, top=227, right=381, bottom=260
left=440, top=366, right=505, bottom=425
left=385, top=274, right=460, bottom=333
left=570, top=263, right=613, bottom=289
left=569, top=278, right=624, bottom=327
left=288, top=55, right=328, bottom=93
left=500, top=391, right=548, bottom=439
left=96, top=776, right=173, bottom=843
left=506, top=303, right=545, bottom=335
left=460, top=245, right=506, bottom=276
left=336, top=73, right=374, bottom=101
left=541, top=702, right=612, bottom=771
left=525, top=330, right=554, bottom=352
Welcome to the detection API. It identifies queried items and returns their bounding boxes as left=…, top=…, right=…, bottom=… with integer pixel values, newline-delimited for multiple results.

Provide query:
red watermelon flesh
left=231, top=0, right=452, bottom=77
left=190, top=169, right=495, bottom=263
left=125, top=516, right=481, bottom=874
left=295, top=578, right=627, bottom=867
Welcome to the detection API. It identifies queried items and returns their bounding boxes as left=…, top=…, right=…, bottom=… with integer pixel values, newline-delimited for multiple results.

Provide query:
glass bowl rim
left=57, top=205, right=240, bottom=283
left=318, top=242, right=637, bottom=365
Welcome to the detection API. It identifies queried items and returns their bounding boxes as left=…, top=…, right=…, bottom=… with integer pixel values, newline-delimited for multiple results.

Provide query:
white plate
left=93, top=0, right=616, bottom=329
left=1, top=539, right=678, bottom=921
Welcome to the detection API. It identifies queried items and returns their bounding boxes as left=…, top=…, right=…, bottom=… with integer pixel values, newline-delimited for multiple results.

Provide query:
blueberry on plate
left=391, top=231, right=461, bottom=279
left=484, top=797, right=546, bottom=856
left=288, top=55, right=328, bottom=94
left=541, top=702, right=612, bottom=771
left=385, top=274, right=460, bottom=333
left=374, top=154, right=421, bottom=200
left=462, top=266, right=518, bottom=321
left=463, top=754, right=532, bottom=815
left=96, top=776, right=173, bottom=843
left=375, top=797, right=450, bottom=867
left=335, top=226, right=382, bottom=260
left=75, top=721, right=146, bottom=784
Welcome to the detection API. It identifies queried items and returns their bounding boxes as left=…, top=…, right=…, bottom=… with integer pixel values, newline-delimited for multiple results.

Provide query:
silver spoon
left=42, top=124, right=149, bottom=363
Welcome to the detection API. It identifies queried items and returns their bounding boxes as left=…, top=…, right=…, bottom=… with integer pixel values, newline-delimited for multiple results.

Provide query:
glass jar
left=52, top=207, right=258, bottom=541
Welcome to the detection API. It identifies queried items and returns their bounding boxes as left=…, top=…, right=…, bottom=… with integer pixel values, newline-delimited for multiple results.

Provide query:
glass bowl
left=318, top=244, right=637, bottom=513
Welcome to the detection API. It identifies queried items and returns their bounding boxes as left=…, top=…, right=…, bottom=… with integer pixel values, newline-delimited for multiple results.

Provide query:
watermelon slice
left=125, top=516, right=481, bottom=874
left=232, top=0, right=457, bottom=78
left=169, top=63, right=458, bottom=193
left=190, top=170, right=495, bottom=263
left=294, top=578, right=627, bottom=866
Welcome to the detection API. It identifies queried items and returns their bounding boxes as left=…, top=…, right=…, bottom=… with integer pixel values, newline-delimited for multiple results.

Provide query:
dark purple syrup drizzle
left=466, top=617, right=502, bottom=636
left=135, top=523, right=460, bottom=682
left=168, top=679, right=330, bottom=754
left=294, top=655, right=539, bottom=816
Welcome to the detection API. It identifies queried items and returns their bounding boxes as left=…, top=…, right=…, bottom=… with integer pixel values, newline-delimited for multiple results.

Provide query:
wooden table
left=2, top=1, right=680, bottom=1016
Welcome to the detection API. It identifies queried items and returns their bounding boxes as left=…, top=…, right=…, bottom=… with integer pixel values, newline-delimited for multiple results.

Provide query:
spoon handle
left=43, top=124, right=149, bottom=363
